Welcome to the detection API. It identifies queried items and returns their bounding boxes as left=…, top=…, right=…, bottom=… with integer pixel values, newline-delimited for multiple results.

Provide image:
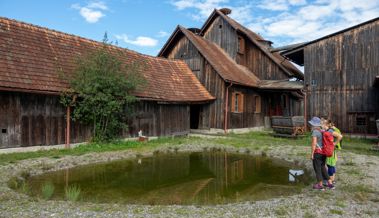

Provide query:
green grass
left=0, top=131, right=377, bottom=166
left=330, top=209, right=343, bottom=215
left=41, top=182, right=55, bottom=200
left=65, top=185, right=81, bottom=202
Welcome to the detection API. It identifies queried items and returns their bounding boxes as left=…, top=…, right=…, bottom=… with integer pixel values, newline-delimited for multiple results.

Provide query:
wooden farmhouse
left=283, top=17, right=379, bottom=134
left=159, top=9, right=304, bottom=131
left=0, top=17, right=215, bottom=148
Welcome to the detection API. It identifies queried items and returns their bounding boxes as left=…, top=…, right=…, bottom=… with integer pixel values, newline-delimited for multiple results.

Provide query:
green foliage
left=61, top=41, right=145, bottom=142
left=41, top=182, right=55, bottom=200
left=65, top=185, right=81, bottom=202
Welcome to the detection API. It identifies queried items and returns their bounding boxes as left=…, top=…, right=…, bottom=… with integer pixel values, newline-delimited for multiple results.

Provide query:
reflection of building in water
left=28, top=152, right=299, bottom=204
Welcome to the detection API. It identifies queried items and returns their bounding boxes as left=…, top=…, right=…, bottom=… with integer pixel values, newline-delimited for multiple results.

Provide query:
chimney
left=219, top=8, right=232, bottom=15
left=258, top=39, right=273, bottom=49
left=187, top=28, right=201, bottom=35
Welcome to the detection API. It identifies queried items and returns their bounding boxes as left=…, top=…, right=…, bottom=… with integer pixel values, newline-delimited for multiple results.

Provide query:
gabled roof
left=282, top=17, right=379, bottom=66
left=0, top=17, right=214, bottom=103
left=200, top=9, right=304, bottom=80
left=179, top=26, right=260, bottom=87
left=159, top=26, right=260, bottom=87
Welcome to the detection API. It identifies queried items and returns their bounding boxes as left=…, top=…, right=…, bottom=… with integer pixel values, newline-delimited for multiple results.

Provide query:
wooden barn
left=282, top=17, right=379, bottom=134
left=158, top=8, right=304, bottom=131
left=0, top=17, right=214, bottom=148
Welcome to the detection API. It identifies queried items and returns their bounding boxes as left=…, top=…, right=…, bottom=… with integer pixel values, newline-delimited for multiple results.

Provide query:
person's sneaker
left=313, top=184, right=325, bottom=191
left=326, top=183, right=335, bottom=190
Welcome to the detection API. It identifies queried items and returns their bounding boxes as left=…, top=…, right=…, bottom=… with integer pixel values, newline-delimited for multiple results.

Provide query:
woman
left=309, top=117, right=334, bottom=190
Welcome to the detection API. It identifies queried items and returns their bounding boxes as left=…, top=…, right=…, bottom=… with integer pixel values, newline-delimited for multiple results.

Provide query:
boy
left=325, top=120, right=342, bottom=183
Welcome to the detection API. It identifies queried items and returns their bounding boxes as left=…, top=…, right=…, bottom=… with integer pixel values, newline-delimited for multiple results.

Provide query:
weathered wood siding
left=0, top=91, right=91, bottom=148
left=227, top=86, right=302, bottom=129
left=167, top=36, right=226, bottom=129
left=202, top=17, right=289, bottom=80
left=203, top=16, right=238, bottom=60
left=304, top=20, right=379, bottom=134
left=128, top=101, right=190, bottom=137
left=227, top=86, right=264, bottom=128
left=0, top=91, right=191, bottom=148
left=244, top=39, right=289, bottom=80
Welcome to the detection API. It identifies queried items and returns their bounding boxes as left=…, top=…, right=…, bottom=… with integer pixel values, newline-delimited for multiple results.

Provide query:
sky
left=1, top=0, right=378, bottom=56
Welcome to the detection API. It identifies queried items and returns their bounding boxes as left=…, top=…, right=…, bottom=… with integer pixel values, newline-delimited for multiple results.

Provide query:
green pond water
left=25, top=151, right=312, bottom=205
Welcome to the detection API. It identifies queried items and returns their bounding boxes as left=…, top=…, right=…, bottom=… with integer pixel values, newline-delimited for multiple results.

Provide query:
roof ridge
left=180, top=26, right=260, bottom=87
left=205, top=10, right=303, bottom=80
left=0, top=16, right=182, bottom=62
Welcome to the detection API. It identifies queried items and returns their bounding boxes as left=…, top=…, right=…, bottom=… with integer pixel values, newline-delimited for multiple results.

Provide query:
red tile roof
left=0, top=17, right=214, bottom=103
left=178, top=26, right=260, bottom=87
left=200, top=9, right=304, bottom=80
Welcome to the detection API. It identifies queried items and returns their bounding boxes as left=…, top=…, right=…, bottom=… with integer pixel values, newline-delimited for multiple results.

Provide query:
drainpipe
left=224, top=83, right=233, bottom=134
left=65, top=106, right=70, bottom=149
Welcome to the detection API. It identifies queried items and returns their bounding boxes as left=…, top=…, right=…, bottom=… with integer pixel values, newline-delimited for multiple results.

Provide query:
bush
left=65, top=185, right=81, bottom=202
left=41, top=182, right=55, bottom=200
left=61, top=38, right=145, bottom=142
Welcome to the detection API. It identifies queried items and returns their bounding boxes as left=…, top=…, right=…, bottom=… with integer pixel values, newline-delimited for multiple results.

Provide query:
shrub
left=61, top=37, right=145, bottom=142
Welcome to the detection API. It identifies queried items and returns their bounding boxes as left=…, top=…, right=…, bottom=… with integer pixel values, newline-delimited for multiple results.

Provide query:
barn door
left=190, top=105, right=200, bottom=129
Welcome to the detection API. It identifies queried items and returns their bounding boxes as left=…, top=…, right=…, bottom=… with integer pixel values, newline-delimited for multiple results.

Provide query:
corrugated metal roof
left=0, top=17, right=215, bottom=103
left=200, top=9, right=304, bottom=80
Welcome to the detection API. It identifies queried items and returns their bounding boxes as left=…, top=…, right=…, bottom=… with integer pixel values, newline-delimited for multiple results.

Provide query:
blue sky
left=1, top=0, right=378, bottom=56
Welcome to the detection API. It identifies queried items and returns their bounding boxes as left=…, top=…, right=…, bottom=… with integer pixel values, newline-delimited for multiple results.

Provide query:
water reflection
left=288, top=170, right=304, bottom=182
left=25, top=151, right=311, bottom=205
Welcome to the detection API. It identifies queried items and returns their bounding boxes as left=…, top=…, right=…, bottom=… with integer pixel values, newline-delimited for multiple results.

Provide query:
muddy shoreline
left=1, top=143, right=378, bottom=217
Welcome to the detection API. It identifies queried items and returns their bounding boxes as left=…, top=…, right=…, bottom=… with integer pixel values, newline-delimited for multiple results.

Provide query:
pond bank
left=0, top=134, right=379, bottom=217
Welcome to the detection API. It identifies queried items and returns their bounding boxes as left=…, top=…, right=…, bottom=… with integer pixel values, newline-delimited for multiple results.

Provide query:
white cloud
left=71, top=1, right=108, bottom=23
left=170, top=0, right=244, bottom=22
left=258, top=0, right=289, bottom=11
left=170, top=0, right=379, bottom=47
left=288, top=0, right=307, bottom=6
left=157, top=31, right=170, bottom=38
left=87, top=1, right=108, bottom=10
left=250, top=0, right=379, bottom=45
left=115, top=34, right=158, bottom=47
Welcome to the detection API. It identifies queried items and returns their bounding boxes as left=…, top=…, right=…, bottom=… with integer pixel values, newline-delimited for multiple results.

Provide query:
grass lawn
left=0, top=131, right=377, bottom=166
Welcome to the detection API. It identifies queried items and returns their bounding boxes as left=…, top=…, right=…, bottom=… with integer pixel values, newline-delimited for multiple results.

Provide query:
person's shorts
left=327, top=165, right=336, bottom=176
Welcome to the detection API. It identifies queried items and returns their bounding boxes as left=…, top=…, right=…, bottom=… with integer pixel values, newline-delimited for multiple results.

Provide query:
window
left=231, top=92, right=244, bottom=113
left=311, top=79, right=317, bottom=86
left=254, top=95, right=261, bottom=113
left=356, top=116, right=366, bottom=126
left=237, top=36, right=245, bottom=54
left=281, top=94, right=288, bottom=109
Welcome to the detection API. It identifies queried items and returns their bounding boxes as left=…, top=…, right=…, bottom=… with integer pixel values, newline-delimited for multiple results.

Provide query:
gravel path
left=1, top=143, right=378, bottom=218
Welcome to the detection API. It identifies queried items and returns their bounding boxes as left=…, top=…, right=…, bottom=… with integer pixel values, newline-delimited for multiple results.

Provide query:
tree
left=61, top=42, right=145, bottom=142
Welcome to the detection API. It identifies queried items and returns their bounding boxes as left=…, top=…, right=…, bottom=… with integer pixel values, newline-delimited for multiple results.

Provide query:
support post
left=224, top=83, right=233, bottom=134
left=302, top=87, right=308, bottom=131
left=65, top=106, right=70, bottom=149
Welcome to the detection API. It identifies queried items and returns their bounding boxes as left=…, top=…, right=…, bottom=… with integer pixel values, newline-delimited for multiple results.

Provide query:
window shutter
left=238, top=93, right=244, bottom=112
left=255, top=95, right=261, bottom=113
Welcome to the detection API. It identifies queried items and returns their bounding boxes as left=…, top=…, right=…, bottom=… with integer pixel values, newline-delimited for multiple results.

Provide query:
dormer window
left=237, top=36, right=245, bottom=54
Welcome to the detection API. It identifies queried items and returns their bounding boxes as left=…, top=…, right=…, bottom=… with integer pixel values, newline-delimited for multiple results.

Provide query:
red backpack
left=322, top=130, right=335, bottom=157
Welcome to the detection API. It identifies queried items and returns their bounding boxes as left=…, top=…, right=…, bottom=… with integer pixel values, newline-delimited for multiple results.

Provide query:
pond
left=24, top=151, right=312, bottom=205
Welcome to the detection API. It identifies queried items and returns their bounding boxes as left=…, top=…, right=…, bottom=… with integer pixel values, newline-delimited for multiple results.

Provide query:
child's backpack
left=322, top=130, right=335, bottom=157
